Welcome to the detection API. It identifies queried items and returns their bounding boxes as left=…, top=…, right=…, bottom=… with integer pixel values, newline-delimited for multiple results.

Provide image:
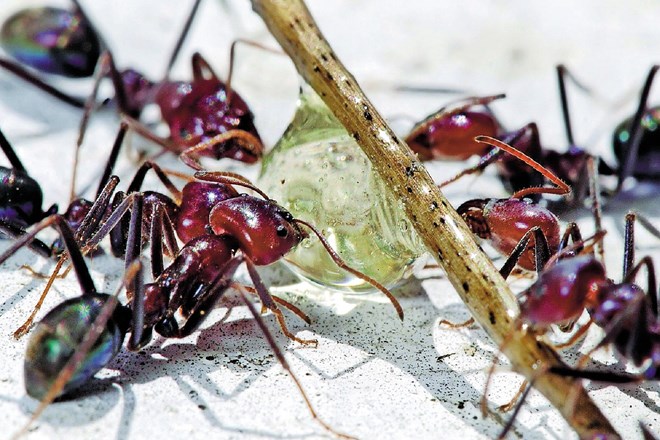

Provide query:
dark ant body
left=0, top=6, right=100, bottom=79
left=0, top=0, right=264, bottom=165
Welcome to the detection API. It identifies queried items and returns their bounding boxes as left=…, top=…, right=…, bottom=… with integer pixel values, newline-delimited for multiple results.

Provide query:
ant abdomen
left=0, top=166, right=48, bottom=227
left=0, top=7, right=101, bottom=78
left=24, top=293, right=131, bottom=400
left=612, top=107, right=660, bottom=180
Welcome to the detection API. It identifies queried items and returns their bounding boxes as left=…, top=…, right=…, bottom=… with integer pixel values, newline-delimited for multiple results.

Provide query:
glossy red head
left=457, top=198, right=561, bottom=271
left=155, top=78, right=262, bottom=163
left=208, top=195, right=306, bottom=265
left=176, top=181, right=239, bottom=244
left=405, top=110, right=498, bottom=161
left=520, top=256, right=606, bottom=328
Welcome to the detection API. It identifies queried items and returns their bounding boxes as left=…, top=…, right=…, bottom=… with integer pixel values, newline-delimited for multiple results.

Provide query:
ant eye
left=276, top=225, right=288, bottom=237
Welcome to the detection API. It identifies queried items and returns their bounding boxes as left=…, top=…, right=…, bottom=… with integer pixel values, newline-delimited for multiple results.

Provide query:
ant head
left=161, top=78, right=262, bottom=163
left=460, top=198, right=561, bottom=271
left=456, top=198, right=490, bottom=239
left=406, top=110, right=498, bottom=161
left=208, top=195, right=305, bottom=265
left=520, top=256, right=605, bottom=329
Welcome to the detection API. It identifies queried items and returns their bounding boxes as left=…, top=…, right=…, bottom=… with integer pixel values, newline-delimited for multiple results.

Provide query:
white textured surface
left=0, top=1, right=659, bottom=439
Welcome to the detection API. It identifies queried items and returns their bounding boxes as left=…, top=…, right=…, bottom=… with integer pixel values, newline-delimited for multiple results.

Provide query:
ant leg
left=437, top=148, right=503, bottom=188
left=120, top=114, right=181, bottom=153
left=556, top=65, right=576, bottom=146
left=0, top=57, right=85, bottom=108
left=549, top=365, right=643, bottom=384
left=475, top=136, right=571, bottom=199
left=437, top=317, right=475, bottom=328
left=179, top=130, right=263, bottom=170
left=231, top=283, right=312, bottom=325
left=244, top=257, right=318, bottom=346
left=438, top=123, right=538, bottom=188
left=12, top=178, right=120, bottom=338
left=586, top=156, right=605, bottom=266
left=624, top=255, right=658, bottom=317
left=0, top=221, right=51, bottom=258
left=641, top=423, right=659, bottom=440
left=126, top=160, right=183, bottom=203
left=497, top=380, right=528, bottom=413
left=163, top=0, right=203, bottom=80
left=554, top=318, right=593, bottom=349
left=224, top=39, right=283, bottom=95
left=497, top=383, right=533, bottom=439
left=294, top=218, right=404, bottom=320
left=95, top=122, right=129, bottom=198
left=70, top=52, right=112, bottom=202
left=558, top=222, right=582, bottom=251
left=149, top=203, right=165, bottom=278
left=0, top=126, right=27, bottom=172
left=498, top=227, right=550, bottom=279
left=623, top=212, right=637, bottom=277
left=235, top=286, right=355, bottom=439
left=618, top=65, right=660, bottom=190
left=12, top=256, right=68, bottom=339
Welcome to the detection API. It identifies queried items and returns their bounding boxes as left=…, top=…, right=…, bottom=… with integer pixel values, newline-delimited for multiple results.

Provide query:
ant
left=7, top=157, right=404, bottom=340
left=6, top=209, right=354, bottom=439
left=485, top=212, right=658, bottom=438
left=447, top=136, right=591, bottom=273
left=0, top=121, right=148, bottom=338
left=405, top=65, right=660, bottom=207
left=0, top=0, right=266, bottom=168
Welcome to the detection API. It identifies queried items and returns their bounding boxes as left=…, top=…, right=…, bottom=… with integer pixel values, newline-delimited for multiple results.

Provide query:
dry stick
left=249, top=1, right=618, bottom=438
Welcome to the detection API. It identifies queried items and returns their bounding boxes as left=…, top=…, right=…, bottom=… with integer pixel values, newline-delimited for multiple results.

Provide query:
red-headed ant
left=485, top=212, right=659, bottom=438
left=5, top=207, right=356, bottom=439
left=0, top=0, right=266, bottom=167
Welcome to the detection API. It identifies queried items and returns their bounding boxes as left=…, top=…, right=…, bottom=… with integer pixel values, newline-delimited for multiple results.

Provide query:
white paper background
left=0, top=1, right=659, bottom=439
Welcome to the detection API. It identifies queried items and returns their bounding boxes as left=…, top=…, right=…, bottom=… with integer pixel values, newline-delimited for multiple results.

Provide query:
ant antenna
left=293, top=218, right=404, bottom=320
left=474, top=136, right=571, bottom=199
left=194, top=171, right=270, bottom=199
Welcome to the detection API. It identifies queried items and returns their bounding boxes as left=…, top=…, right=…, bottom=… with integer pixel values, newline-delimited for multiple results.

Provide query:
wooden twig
left=250, top=0, right=618, bottom=438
